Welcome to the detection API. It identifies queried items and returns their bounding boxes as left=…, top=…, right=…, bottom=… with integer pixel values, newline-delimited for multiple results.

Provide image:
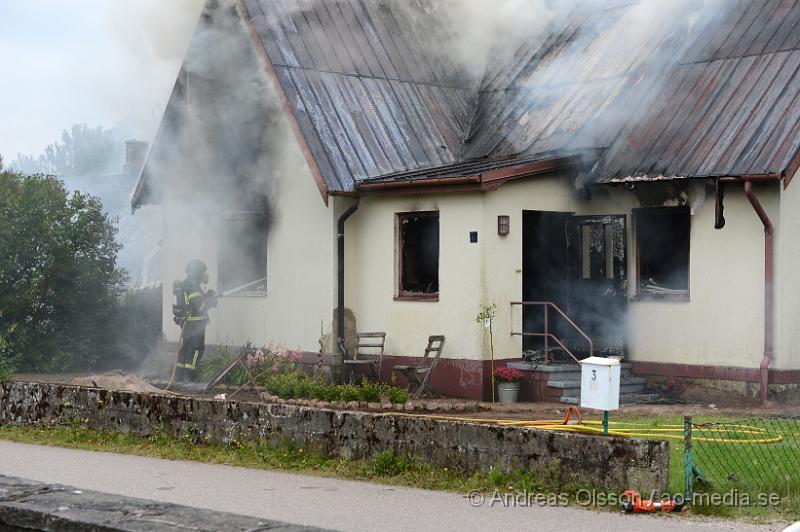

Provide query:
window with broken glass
left=635, top=207, right=690, bottom=300
left=217, top=211, right=268, bottom=296
left=396, top=211, right=439, bottom=300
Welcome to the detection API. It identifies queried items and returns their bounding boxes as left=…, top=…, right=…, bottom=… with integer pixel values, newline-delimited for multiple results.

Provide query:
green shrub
left=257, top=368, right=410, bottom=405
left=0, top=357, right=13, bottom=381
left=358, top=381, right=383, bottom=403
left=0, top=321, right=17, bottom=380
left=487, top=466, right=507, bottom=488
left=295, top=376, right=313, bottom=398
left=263, top=371, right=316, bottom=399
left=199, top=345, right=250, bottom=385
left=339, top=384, right=361, bottom=402
left=387, top=386, right=410, bottom=404
left=0, top=171, right=126, bottom=372
left=317, top=382, right=342, bottom=402
left=371, top=449, right=410, bottom=476
left=198, top=341, right=411, bottom=406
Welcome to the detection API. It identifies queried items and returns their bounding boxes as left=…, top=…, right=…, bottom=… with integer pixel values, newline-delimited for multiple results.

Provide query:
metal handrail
left=510, top=301, right=594, bottom=365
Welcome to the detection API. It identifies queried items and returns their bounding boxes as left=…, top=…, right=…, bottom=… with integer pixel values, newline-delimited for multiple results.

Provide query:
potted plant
left=493, top=367, right=525, bottom=403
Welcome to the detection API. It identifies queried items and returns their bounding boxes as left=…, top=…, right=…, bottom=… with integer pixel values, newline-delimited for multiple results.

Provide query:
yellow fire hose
left=384, top=412, right=784, bottom=444
left=165, top=321, right=187, bottom=391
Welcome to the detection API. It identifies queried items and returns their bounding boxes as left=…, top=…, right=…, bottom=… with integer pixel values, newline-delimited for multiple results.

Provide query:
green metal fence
left=684, top=416, right=800, bottom=501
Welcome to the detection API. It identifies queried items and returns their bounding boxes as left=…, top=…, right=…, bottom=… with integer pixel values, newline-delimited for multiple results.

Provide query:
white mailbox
left=580, top=356, right=621, bottom=411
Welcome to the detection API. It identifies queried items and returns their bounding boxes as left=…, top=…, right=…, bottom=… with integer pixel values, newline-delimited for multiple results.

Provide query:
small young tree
left=0, top=166, right=126, bottom=372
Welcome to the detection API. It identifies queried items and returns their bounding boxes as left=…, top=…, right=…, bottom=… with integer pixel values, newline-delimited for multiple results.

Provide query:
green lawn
left=613, top=414, right=800, bottom=519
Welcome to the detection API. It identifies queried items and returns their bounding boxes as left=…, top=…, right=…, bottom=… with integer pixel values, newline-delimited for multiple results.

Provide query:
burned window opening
left=579, top=223, right=616, bottom=280
left=218, top=210, right=268, bottom=295
left=635, top=207, right=690, bottom=297
left=397, top=211, right=439, bottom=299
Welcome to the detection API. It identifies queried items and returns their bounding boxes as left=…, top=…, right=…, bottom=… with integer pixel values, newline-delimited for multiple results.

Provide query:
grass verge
left=0, top=417, right=796, bottom=522
left=0, top=422, right=583, bottom=497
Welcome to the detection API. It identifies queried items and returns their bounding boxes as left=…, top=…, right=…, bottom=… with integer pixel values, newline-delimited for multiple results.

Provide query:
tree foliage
left=0, top=167, right=127, bottom=372
left=11, top=124, right=121, bottom=177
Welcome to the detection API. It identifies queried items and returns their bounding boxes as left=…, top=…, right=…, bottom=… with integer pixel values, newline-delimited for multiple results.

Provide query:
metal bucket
left=496, top=381, right=521, bottom=403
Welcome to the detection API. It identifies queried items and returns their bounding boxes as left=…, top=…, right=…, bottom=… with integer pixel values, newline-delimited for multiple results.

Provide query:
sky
left=0, top=0, right=203, bottom=160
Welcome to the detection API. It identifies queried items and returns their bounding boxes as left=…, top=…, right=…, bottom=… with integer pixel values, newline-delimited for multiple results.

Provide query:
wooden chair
left=343, top=332, right=386, bottom=382
left=393, top=335, right=445, bottom=399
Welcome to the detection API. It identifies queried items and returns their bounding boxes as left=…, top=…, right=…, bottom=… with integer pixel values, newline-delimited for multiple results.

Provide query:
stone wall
left=0, top=382, right=670, bottom=491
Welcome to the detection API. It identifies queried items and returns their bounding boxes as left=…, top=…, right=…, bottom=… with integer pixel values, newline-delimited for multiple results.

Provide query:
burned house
left=133, top=0, right=800, bottom=401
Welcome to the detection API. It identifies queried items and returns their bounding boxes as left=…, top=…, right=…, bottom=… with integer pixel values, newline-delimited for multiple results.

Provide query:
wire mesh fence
left=688, top=417, right=800, bottom=497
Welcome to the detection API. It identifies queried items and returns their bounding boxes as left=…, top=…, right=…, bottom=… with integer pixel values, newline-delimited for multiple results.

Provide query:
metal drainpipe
left=337, top=198, right=360, bottom=384
left=744, top=181, right=774, bottom=403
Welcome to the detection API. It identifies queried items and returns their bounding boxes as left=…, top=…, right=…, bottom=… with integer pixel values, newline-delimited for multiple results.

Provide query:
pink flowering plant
left=200, top=341, right=412, bottom=405
left=493, top=367, right=526, bottom=383
left=244, top=342, right=304, bottom=381
left=200, top=341, right=303, bottom=385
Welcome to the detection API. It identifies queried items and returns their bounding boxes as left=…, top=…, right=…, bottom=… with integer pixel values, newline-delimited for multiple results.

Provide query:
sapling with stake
left=476, top=304, right=497, bottom=403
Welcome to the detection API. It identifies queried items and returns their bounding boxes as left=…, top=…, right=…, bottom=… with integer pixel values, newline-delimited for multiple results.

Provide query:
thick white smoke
left=105, top=0, right=205, bottom=143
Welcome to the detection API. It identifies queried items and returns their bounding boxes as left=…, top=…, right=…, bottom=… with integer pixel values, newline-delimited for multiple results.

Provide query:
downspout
left=743, top=181, right=774, bottom=403
left=337, top=198, right=360, bottom=384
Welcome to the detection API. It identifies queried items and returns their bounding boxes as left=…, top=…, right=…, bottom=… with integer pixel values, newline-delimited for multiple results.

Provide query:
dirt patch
left=675, top=383, right=762, bottom=409
left=70, top=370, right=168, bottom=394
left=770, top=384, right=800, bottom=405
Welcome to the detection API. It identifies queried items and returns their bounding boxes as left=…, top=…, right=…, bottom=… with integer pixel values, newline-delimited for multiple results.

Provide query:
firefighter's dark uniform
left=174, top=261, right=216, bottom=382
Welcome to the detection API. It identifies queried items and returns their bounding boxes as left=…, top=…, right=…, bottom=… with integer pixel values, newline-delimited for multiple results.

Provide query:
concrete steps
left=507, top=361, right=659, bottom=405
left=557, top=377, right=649, bottom=403
left=509, top=362, right=633, bottom=380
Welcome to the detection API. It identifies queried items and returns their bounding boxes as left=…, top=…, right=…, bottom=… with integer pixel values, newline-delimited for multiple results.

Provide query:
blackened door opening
left=521, top=211, right=570, bottom=354
left=566, top=215, right=627, bottom=356
left=522, top=212, right=627, bottom=359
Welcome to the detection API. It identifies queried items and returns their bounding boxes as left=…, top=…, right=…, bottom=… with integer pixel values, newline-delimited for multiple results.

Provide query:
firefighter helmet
left=185, top=259, right=208, bottom=282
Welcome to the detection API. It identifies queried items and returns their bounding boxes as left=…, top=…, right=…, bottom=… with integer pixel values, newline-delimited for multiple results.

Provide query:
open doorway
left=522, top=211, right=570, bottom=354
left=522, top=211, right=627, bottom=359
left=565, top=215, right=627, bottom=355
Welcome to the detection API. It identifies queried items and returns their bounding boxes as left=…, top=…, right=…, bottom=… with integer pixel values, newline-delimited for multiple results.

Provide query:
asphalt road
left=0, top=440, right=787, bottom=532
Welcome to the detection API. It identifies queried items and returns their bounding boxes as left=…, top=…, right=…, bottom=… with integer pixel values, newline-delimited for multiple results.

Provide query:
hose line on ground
left=384, top=413, right=783, bottom=444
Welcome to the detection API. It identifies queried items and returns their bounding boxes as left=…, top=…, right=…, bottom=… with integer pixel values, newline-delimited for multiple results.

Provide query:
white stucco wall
left=345, top=175, right=782, bottom=370
left=345, top=194, right=486, bottom=360
left=159, top=13, right=339, bottom=353
left=480, top=177, right=576, bottom=360
left=161, top=129, right=338, bottom=352
left=776, top=171, right=800, bottom=371
left=621, top=184, right=774, bottom=368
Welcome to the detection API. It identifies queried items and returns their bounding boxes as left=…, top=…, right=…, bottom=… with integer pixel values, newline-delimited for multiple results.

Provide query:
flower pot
left=496, top=380, right=521, bottom=403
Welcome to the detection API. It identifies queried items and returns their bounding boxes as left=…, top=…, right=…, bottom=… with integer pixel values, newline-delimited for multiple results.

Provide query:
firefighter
left=174, top=259, right=217, bottom=382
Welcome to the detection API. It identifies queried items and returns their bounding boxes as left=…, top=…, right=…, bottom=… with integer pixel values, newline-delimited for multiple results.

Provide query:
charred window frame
left=217, top=211, right=268, bottom=296
left=396, top=211, right=439, bottom=301
left=634, top=207, right=690, bottom=301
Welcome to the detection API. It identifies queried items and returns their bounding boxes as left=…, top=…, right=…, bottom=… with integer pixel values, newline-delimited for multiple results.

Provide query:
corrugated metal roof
left=244, top=0, right=800, bottom=190
left=593, top=0, right=800, bottom=182
left=461, top=0, right=800, bottom=183
left=243, top=0, right=475, bottom=192
left=135, top=0, right=800, bottom=208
